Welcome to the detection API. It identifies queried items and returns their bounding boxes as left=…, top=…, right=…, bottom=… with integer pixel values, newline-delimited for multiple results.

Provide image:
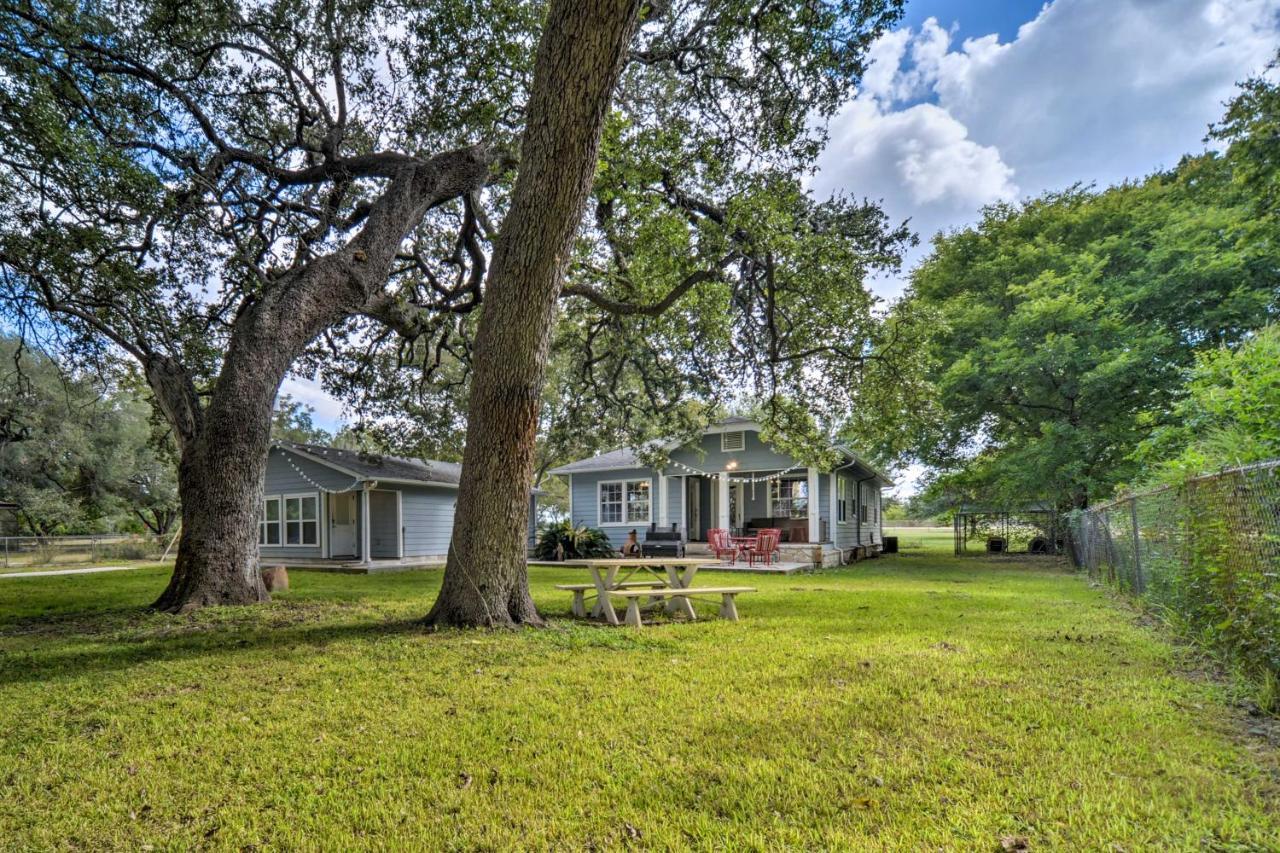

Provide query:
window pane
left=267, top=524, right=281, bottom=545
left=265, top=499, right=280, bottom=521
left=627, top=500, right=649, bottom=522
left=286, top=498, right=301, bottom=521
left=601, top=503, right=621, bottom=524
left=301, top=496, right=317, bottom=520
left=302, top=521, right=318, bottom=545
left=286, top=521, right=301, bottom=545
left=626, top=481, right=649, bottom=502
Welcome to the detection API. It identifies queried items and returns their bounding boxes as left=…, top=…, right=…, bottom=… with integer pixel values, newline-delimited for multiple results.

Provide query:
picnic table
left=530, top=557, right=719, bottom=625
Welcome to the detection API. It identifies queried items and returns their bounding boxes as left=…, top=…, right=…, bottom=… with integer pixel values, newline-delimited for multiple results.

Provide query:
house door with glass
left=329, top=492, right=357, bottom=558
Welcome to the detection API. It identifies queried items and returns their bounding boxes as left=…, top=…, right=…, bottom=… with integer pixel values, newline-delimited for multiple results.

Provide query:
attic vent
left=721, top=430, right=745, bottom=452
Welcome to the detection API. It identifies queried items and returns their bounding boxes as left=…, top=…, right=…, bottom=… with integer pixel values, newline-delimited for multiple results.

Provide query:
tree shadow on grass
left=0, top=602, right=440, bottom=687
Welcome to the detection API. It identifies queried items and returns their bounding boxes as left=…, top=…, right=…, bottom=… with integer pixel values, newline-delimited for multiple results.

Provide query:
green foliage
left=902, top=153, right=1278, bottom=510
left=533, top=521, right=614, bottom=560
left=1211, top=51, right=1280, bottom=217
left=0, top=337, right=178, bottom=535
left=306, top=2, right=915, bottom=464
left=1135, top=325, right=1280, bottom=482
left=270, top=395, right=332, bottom=446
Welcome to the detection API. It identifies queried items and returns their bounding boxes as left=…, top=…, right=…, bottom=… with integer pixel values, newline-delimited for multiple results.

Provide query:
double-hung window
left=599, top=479, right=650, bottom=525
left=859, top=484, right=870, bottom=523
left=260, top=497, right=282, bottom=545
left=837, top=477, right=848, bottom=522
left=770, top=478, right=808, bottom=519
left=284, top=494, right=319, bottom=545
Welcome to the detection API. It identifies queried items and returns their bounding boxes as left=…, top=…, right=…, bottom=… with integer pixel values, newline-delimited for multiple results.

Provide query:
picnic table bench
left=611, top=586, right=756, bottom=628
left=554, top=580, right=667, bottom=618
left=531, top=557, right=750, bottom=626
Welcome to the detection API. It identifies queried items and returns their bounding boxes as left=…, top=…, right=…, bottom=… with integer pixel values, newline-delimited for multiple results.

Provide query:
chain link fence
left=1072, top=460, right=1280, bottom=685
left=0, top=533, right=176, bottom=571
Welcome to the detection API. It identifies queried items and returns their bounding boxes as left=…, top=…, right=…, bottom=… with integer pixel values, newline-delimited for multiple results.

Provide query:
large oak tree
left=0, top=0, right=907, bottom=618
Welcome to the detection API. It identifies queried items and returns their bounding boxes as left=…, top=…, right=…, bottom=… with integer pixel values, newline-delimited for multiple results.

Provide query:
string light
left=663, top=459, right=805, bottom=484
left=281, top=454, right=363, bottom=494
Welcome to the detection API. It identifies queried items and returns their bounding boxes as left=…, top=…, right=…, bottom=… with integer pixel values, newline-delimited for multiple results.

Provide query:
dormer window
left=721, top=430, right=745, bottom=452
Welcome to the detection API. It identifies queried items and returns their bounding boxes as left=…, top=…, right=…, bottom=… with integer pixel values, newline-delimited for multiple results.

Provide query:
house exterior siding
left=259, top=445, right=539, bottom=564
left=568, top=468, right=658, bottom=549
left=401, top=485, right=456, bottom=558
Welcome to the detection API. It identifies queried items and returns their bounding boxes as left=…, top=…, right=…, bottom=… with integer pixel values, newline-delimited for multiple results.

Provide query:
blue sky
left=901, top=0, right=1038, bottom=43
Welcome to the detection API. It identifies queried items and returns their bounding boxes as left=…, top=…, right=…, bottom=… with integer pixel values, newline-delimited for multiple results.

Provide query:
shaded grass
left=0, top=549, right=1277, bottom=850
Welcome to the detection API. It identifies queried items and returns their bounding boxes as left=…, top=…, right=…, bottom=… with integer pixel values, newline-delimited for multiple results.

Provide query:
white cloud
left=279, top=376, right=348, bottom=432
left=817, top=0, right=1280, bottom=301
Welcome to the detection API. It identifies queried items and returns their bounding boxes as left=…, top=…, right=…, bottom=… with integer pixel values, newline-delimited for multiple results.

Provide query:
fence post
left=1129, top=498, right=1144, bottom=595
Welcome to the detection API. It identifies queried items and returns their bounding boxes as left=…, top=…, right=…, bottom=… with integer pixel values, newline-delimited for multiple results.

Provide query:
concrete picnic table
left=529, top=557, right=720, bottom=625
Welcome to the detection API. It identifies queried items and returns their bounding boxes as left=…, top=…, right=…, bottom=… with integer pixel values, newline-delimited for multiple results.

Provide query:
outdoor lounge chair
left=708, top=528, right=738, bottom=563
left=746, top=528, right=781, bottom=566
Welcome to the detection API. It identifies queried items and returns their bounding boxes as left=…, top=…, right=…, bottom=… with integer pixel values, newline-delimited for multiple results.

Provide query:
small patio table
left=539, top=557, right=720, bottom=625
left=729, top=534, right=759, bottom=562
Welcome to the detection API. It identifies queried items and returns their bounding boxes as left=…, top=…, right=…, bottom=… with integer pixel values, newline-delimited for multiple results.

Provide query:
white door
left=330, top=492, right=357, bottom=557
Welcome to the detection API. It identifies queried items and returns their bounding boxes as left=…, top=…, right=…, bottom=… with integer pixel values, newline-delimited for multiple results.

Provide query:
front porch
left=263, top=555, right=445, bottom=574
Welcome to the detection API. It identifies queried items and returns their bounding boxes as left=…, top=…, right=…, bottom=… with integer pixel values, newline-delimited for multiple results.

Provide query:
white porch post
left=361, top=485, right=372, bottom=566
left=658, top=472, right=669, bottom=530
left=717, top=473, right=731, bottom=530
left=807, top=467, right=820, bottom=543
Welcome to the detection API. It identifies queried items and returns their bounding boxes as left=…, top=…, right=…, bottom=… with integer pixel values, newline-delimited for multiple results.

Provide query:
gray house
left=547, top=417, right=892, bottom=565
left=259, top=442, right=537, bottom=570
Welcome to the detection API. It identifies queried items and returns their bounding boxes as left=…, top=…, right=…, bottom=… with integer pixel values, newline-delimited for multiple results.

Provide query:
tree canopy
left=0, top=0, right=909, bottom=613
left=901, top=151, right=1279, bottom=510
left=0, top=336, right=179, bottom=535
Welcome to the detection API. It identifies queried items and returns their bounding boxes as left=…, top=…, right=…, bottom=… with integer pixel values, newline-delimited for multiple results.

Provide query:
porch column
left=658, top=472, right=669, bottom=529
left=807, top=467, right=820, bottom=543
left=717, top=473, right=731, bottom=531
left=361, top=485, right=372, bottom=566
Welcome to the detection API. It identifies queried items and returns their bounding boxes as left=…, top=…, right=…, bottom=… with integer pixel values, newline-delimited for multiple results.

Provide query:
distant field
left=884, top=525, right=953, bottom=552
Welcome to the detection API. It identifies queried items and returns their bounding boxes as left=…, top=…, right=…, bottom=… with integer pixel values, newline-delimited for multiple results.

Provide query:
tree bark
left=150, top=150, right=495, bottom=613
left=427, top=0, right=645, bottom=627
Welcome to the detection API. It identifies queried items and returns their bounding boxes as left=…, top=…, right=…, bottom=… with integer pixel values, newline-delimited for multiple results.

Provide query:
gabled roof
left=274, top=442, right=462, bottom=487
left=547, top=446, right=643, bottom=475
left=547, top=420, right=893, bottom=485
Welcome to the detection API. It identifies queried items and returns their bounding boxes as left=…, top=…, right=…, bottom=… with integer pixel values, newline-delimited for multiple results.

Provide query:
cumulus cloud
left=817, top=0, right=1280, bottom=299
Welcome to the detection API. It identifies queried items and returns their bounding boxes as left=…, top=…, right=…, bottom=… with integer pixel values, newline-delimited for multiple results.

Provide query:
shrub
left=534, top=521, right=614, bottom=560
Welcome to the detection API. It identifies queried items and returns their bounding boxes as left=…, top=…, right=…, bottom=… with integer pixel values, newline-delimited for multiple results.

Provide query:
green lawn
left=1, top=550, right=1277, bottom=850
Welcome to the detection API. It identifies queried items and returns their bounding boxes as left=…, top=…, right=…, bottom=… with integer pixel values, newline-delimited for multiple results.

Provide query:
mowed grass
left=1, top=548, right=1277, bottom=850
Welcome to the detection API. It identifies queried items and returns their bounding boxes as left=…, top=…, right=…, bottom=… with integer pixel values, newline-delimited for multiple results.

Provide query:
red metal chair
left=747, top=529, right=781, bottom=566
left=708, top=528, right=737, bottom=563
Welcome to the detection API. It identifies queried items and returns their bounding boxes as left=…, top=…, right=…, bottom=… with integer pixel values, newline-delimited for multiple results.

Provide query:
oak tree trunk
left=150, top=151, right=494, bottom=613
left=427, top=0, right=644, bottom=627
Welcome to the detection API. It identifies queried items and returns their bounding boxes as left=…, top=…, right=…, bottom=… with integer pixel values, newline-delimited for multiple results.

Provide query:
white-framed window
left=770, top=478, right=808, bottom=519
left=721, top=430, right=745, bottom=452
left=837, top=476, right=848, bottom=522
left=599, top=479, right=651, bottom=525
left=284, top=493, right=320, bottom=546
left=860, top=484, right=870, bottom=523
left=259, top=496, right=282, bottom=546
